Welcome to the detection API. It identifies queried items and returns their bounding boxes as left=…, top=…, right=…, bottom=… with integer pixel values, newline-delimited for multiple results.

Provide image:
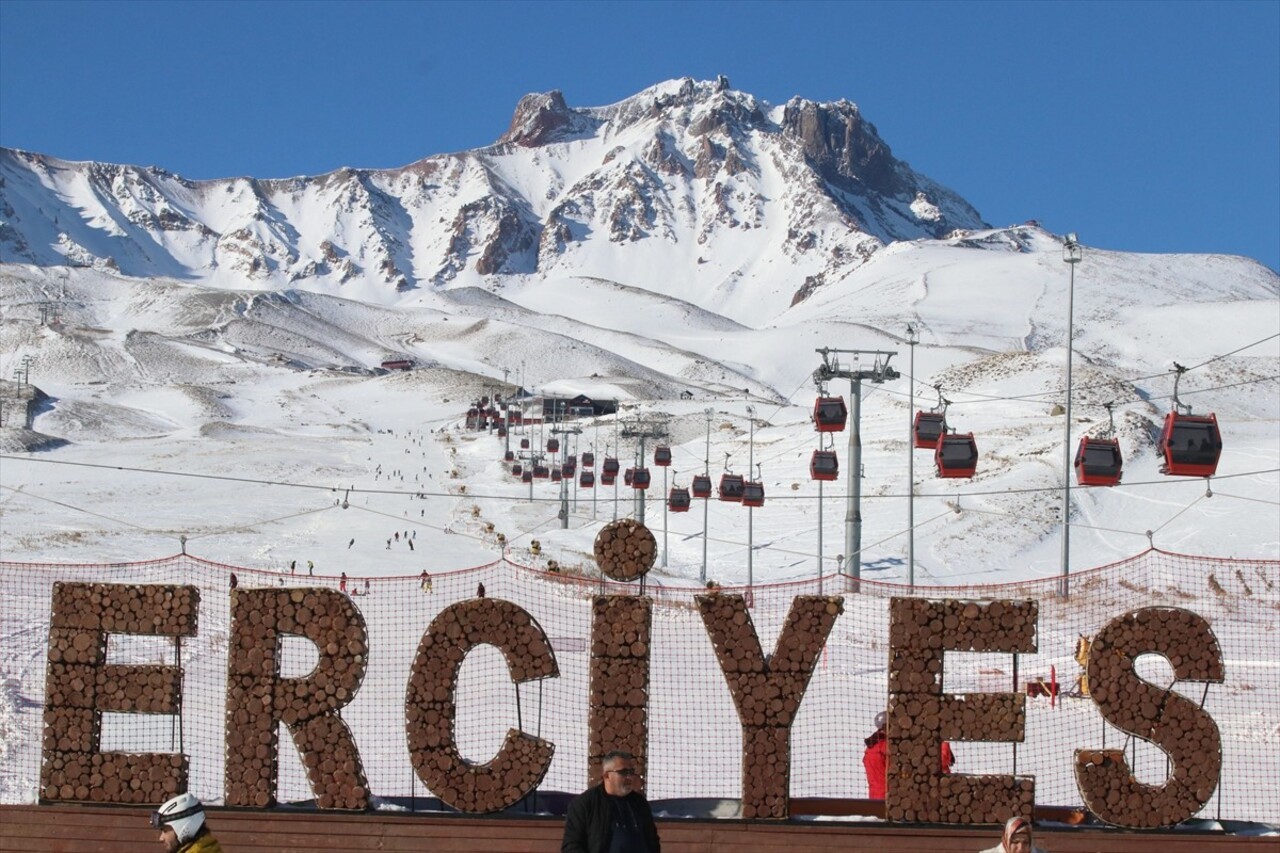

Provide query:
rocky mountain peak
left=497, top=90, right=576, bottom=147
left=0, top=79, right=989, bottom=321
left=781, top=97, right=902, bottom=197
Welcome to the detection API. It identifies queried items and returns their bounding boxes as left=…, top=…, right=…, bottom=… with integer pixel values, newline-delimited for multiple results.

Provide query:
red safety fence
left=1, top=548, right=1277, bottom=823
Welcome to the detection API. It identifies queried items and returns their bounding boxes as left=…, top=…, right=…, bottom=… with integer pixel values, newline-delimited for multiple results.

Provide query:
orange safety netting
left=2, top=548, right=1277, bottom=822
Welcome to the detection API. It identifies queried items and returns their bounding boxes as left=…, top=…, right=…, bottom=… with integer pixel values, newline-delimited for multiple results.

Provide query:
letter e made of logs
left=41, top=582, right=198, bottom=805
left=886, top=598, right=1037, bottom=825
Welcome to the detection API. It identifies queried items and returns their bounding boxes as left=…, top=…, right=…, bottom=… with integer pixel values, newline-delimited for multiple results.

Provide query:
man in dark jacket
left=561, top=750, right=660, bottom=853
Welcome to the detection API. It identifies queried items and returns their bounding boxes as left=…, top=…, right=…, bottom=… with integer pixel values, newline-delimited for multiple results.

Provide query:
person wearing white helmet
left=151, top=792, right=224, bottom=853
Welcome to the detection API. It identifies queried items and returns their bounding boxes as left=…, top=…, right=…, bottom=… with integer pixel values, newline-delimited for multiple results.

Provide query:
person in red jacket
left=862, top=711, right=956, bottom=799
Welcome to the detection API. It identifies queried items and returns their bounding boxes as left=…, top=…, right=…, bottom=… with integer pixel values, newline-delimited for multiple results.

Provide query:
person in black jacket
left=561, top=750, right=660, bottom=853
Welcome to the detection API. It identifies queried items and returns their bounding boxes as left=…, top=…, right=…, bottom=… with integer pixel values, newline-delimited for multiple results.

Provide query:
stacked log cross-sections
left=886, top=598, right=1037, bottom=824
left=405, top=597, right=558, bottom=813
left=594, top=519, right=656, bottom=581
left=225, top=588, right=370, bottom=810
left=41, top=583, right=198, bottom=804
left=696, top=593, right=843, bottom=819
left=1074, top=607, right=1224, bottom=828
left=588, top=595, right=652, bottom=787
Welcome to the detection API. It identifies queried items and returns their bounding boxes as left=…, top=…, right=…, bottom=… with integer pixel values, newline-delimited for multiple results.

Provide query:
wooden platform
left=0, top=803, right=1269, bottom=853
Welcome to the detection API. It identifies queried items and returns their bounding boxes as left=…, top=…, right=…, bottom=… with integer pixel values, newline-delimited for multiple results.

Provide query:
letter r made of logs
left=225, top=588, right=371, bottom=810
left=697, top=593, right=844, bottom=819
left=886, top=598, right=1037, bottom=824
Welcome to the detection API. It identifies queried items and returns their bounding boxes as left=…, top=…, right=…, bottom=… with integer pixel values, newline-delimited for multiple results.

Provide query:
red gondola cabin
left=913, top=412, right=946, bottom=449
left=668, top=487, right=691, bottom=512
left=1157, top=412, right=1222, bottom=477
left=579, top=470, right=595, bottom=489
left=581, top=452, right=595, bottom=467
left=810, top=450, right=839, bottom=481
left=935, top=433, right=978, bottom=478
left=547, top=438, right=560, bottom=453
left=742, top=481, right=765, bottom=508
left=813, top=397, right=848, bottom=432
left=632, top=467, right=652, bottom=489
left=691, top=474, right=712, bottom=499
left=1074, top=437, right=1123, bottom=487
left=654, top=446, right=672, bottom=466
left=719, top=473, right=745, bottom=502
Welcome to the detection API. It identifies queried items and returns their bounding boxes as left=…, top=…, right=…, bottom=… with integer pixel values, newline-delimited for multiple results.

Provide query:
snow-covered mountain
left=0, top=78, right=1277, bottom=581
left=1, top=77, right=984, bottom=324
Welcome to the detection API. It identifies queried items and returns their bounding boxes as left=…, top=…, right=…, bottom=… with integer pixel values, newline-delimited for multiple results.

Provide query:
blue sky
left=1, top=0, right=1277, bottom=271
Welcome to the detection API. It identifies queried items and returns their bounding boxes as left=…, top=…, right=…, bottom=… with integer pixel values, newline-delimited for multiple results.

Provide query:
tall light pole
left=613, top=413, right=620, bottom=521
left=662, top=464, right=670, bottom=568
left=701, top=408, right=713, bottom=584
left=1060, top=233, right=1083, bottom=599
left=906, top=325, right=919, bottom=590
left=746, top=405, right=756, bottom=592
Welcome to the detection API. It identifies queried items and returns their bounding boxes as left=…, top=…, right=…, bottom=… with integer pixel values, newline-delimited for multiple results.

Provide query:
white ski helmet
left=151, top=792, right=206, bottom=843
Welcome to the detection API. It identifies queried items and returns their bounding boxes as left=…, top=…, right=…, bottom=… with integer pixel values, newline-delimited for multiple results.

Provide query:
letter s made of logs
left=1074, top=607, right=1224, bottom=828
left=405, top=597, right=558, bottom=813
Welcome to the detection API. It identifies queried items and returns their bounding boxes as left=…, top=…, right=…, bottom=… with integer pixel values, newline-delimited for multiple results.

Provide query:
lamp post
left=746, top=405, right=756, bottom=592
left=613, top=414, right=620, bottom=521
left=661, top=463, right=669, bottom=568
left=701, top=408, right=713, bottom=584
left=1060, top=233, right=1083, bottom=599
left=906, top=324, right=919, bottom=590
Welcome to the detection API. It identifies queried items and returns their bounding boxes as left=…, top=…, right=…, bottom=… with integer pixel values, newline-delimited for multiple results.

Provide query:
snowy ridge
left=1, top=78, right=987, bottom=326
